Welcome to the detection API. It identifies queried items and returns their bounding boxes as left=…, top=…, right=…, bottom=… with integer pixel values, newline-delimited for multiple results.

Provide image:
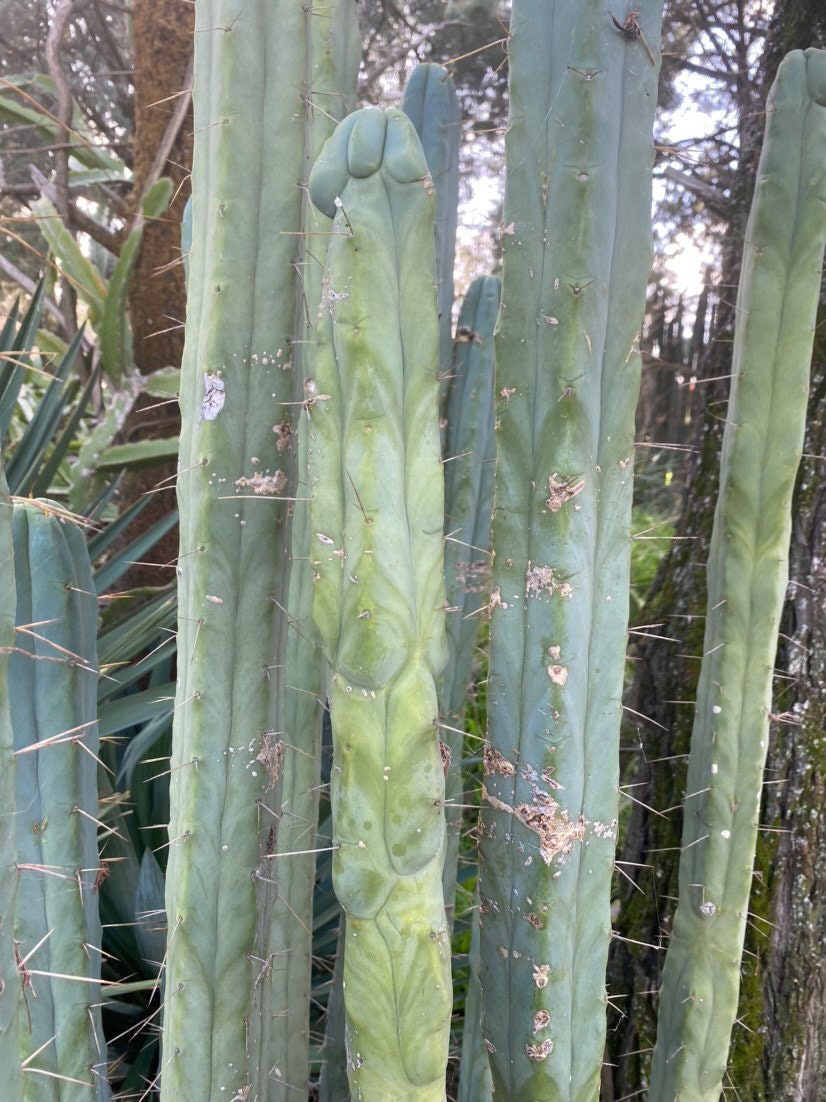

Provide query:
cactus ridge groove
left=308, top=106, right=451, bottom=1100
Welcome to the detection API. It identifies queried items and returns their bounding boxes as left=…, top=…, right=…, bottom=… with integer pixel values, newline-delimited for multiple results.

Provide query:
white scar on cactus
left=199, top=372, right=225, bottom=423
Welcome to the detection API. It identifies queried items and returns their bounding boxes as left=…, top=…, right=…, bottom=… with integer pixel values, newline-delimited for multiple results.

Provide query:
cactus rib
left=477, top=3, right=664, bottom=1098
left=10, top=500, right=109, bottom=1100
left=401, top=63, right=462, bottom=423
left=163, top=3, right=357, bottom=1097
left=0, top=470, right=22, bottom=1097
left=308, top=107, right=451, bottom=1101
left=650, top=48, right=826, bottom=1102
left=439, top=274, right=500, bottom=918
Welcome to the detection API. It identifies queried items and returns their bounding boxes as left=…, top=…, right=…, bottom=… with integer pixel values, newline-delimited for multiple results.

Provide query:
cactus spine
left=163, top=3, right=358, bottom=1097
left=0, top=470, right=21, bottom=1097
left=10, top=500, right=108, bottom=1100
left=650, top=48, right=826, bottom=1102
left=477, top=3, right=664, bottom=1097
left=307, top=107, right=450, bottom=1101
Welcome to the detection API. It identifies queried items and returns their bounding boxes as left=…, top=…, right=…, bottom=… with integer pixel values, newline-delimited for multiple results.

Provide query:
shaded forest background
left=1, top=1, right=824, bottom=1097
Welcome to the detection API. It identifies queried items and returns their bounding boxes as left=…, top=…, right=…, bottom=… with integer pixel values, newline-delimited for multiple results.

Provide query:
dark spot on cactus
left=273, top=421, right=292, bottom=452
left=533, top=963, right=550, bottom=988
left=483, top=744, right=515, bottom=776
left=568, top=278, right=595, bottom=296
left=455, top=324, right=481, bottom=345
left=525, top=1038, right=553, bottom=1061
left=514, top=797, right=586, bottom=867
left=439, top=741, right=451, bottom=775
left=256, top=733, right=285, bottom=792
left=546, top=472, right=585, bottom=512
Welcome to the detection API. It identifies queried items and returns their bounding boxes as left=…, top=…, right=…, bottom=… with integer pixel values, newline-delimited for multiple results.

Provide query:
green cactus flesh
left=650, top=48, right=826, bottom=1102
left=439, top=274, right=500, bottom=917
left=163, top=3, right=358, bottom=1098
left=10, top=501, right=108, bottom=1100
left=477, top=3, right=664, bottom=1098
left=0, top=470, right=21, bottom=1097
left=247, top=5, right=360, bottom=1098
left=401, top=63, right=461, bottom=418
left=308, top=107, right=451, bottom=1101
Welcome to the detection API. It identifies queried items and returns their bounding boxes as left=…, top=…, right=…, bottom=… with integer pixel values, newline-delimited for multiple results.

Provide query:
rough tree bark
left=605, top=3, right=826, bottom=1098
left=118, top=0, right=194, bottom=587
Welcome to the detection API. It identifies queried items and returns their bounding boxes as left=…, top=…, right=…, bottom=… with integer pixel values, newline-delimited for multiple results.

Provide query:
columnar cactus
left=650, top=48, right=826, bottom=1102
left=477, top=2, right=664, bottom=1097
left=439, top=274, right=500, bottom=914
left=163, top=3, right=358, bottom=1098
left=0, top=470, right=21, bottom=1097
left=307, top=107, right=451, bottom=1100
left=402, top=63, right=461, bottom=415
left=249, top=6, right=360, bottom=1097
left=457, top=912, right=493, bottom=1102
left=10, top=500, right=108, bottom=1100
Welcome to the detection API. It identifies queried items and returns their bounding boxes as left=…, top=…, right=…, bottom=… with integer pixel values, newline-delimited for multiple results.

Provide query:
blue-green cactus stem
left=10, top=500, right=108, bottom=1100
left=650, top=48, right=826, bottom=1102
left=457, top=908, right=494, bottom=1102
left=247, top=5, right=360, bottom=1098
left=402, top=63, right=461, bottom=418
left=308, top=107, right=450, bottom=1101
left=0, top=470, right=22, bottom=1097
left=439, top=274, right=500, bottom=917
left=163, top=3, right=358, bottom=1098
left=477, top=3, right=664, bottom=1098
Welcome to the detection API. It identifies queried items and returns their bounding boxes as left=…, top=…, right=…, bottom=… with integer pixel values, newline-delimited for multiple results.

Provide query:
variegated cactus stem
left=308, top=107, right=451, bottom=1101
left=477, top=2, right=664, bottom=1098
left=163, top=3, right=359, bottom=1099
left=10, top=499, right=109, bottom=1100
left=650, top=48, right=826, bottom=1102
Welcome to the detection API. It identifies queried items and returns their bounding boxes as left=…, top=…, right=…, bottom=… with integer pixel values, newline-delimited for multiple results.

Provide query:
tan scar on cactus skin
left=545, top=472, right=585, bottom=512
left=481, top=785, right=586, bottom=867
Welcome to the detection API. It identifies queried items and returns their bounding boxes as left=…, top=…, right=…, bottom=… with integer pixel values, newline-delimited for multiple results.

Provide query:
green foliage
left=29, top=180, right=172, bottom=384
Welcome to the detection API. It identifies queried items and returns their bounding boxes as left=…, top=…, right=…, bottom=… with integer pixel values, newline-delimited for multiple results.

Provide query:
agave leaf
left=30, top=194, right=107, bottom=312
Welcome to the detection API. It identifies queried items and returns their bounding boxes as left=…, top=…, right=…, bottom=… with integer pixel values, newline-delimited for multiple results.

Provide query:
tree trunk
left=606, top=5, right=826, bottom=1098
left=129, top=0, right=193, bottom=374
left=117, top=0, right=194, bottom=588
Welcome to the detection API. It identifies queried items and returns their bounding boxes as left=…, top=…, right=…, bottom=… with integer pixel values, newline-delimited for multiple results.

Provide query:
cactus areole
left=308, top=107, right=451, bottom=1101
